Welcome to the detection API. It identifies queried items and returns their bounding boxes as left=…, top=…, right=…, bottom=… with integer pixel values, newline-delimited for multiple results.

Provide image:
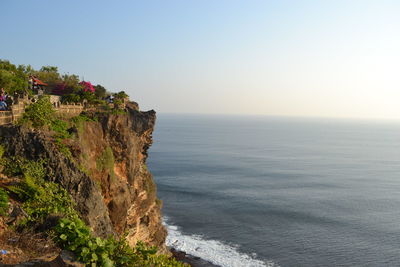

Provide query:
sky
left=1, top=0, right=400, bottom=119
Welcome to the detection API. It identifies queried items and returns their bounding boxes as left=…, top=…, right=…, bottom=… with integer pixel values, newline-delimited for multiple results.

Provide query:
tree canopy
left=0, top=59, right=122, bottom=104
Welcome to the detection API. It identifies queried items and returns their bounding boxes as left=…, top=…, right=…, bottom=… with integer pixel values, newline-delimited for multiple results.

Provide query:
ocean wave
left=163, top=218, right=277, bottom=267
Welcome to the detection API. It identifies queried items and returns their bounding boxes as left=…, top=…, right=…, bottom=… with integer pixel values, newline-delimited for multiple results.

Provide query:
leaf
left=91, top=253, right=98, bottom=261
left=59, top=234, right=67, bottom=241
left=103, top=258, right=114, bottom=267
left=95, top=237, right=104, bottom=246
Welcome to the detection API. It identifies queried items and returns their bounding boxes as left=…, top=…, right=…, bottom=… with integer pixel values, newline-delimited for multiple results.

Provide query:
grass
left=96, top=146, right=115, bottom=181
left=0, top=188, right=9, bottom=215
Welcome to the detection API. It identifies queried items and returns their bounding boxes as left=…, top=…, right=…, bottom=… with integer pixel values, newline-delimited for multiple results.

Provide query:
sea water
left=147, top=114, right=400, bottom=267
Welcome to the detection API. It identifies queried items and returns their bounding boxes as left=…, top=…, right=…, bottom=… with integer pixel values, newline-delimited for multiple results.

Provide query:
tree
left=21, top=96, right=55, bottom=128
left=94, top=84, right=107, bottom=99
left=114, top=91, right=129, bottom=99
left=0, top=60, right=28, bottom=94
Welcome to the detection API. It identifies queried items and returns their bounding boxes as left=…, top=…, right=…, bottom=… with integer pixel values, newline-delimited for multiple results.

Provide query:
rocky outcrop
left=0, top=126, right=114, bottom=238
left=0, top=104, right=167, bottom=251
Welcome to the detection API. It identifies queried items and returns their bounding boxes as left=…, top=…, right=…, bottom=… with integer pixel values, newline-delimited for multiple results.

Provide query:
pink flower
left=79, top=81, right=95, bottom=93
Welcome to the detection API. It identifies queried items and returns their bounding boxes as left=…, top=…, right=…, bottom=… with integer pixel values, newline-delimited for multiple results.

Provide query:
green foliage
left=96, top=147, right=115, bottom=171
left=21, top=96, right=55, bottom=128
left=3, top=157, right=45, bottom=180
left=51, top=119, right=74, bottom=159
left=96, top=147, right=115, bottom=180
left=61, top=74, right=82, bottom=93
left=22, top=181, right=76, bottom=224
left=110, top=109, right=127, bottom=115
left=55, top=217, right=114, bottom=266
left=114, top=91, right=129, bottom=99
left=113, top=99, right=123, bottom=105
left=63, top=91, right=103, bottom=105
left=94, top=84, right=107, bottom=99
left=71, top=113, right=97, bottom=124
left=0, top=60, right=29, bottom=94
left=5, top=158, right=77, bottom=224
left=80, top=91, right=96, bottom=103
left=54, top=138, right=73, bottom=160
left=0, top=144, right=5, bottom=167
left=102, top=104, right=112, bottom=111
left=51, top=119, right=71, bottom=139
left=0, top=188, right=9, bottom=216
left=0, top=144, right=5, bottom=159
left=33, top=66, right=62, bottom=93
left=89, top=98, right=106, bottom=105
left=71, top=113, right=97, bottom=135
left=55, top=217, right=187, bottom=267
left=62, top=93, right=81, bottom=103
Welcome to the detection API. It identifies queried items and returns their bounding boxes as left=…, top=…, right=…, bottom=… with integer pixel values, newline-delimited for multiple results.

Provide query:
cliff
left=0, top=103, right=170, bottom=264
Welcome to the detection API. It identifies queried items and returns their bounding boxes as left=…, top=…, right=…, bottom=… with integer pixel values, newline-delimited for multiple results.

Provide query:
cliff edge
left=0, top=102, right=173, bottom=265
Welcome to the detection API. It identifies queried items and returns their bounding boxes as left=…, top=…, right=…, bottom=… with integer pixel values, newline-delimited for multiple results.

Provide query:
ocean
left=147, top=114, right=400, bottom=267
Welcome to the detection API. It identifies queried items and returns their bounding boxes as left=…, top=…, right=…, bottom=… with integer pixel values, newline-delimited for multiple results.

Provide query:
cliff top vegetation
left=0, top=59, right=129, bottom=106
left=0, top=60, right=186, bottom=266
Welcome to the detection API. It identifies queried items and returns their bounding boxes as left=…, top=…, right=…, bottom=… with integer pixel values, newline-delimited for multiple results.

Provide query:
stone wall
left=54, top=104, right=84, bottom=118
left=0, top=97, right=86, bottom=125
left=0, top=111, right=13, bottom=125
left=0, top=101, right=27, bottom=125
left=0, top=95, right=135, bottom=125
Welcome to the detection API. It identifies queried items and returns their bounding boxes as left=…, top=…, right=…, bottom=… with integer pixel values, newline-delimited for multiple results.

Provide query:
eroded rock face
left=0, top=104, right=167, bottom=251
left=0, top=126, right=114, bottom=238
left=77, top=108, right=167, bottom=251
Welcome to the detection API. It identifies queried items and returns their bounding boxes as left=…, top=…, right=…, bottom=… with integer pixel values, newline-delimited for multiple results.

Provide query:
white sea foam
left=163, top=218, right=278, bottom=267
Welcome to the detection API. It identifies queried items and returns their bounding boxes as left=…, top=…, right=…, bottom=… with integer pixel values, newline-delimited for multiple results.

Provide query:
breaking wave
left=163, top=218, right=277, bottom=267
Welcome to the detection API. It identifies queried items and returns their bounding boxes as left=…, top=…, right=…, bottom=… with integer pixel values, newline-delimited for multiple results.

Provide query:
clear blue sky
left=1, top=0, right=400, bottom=119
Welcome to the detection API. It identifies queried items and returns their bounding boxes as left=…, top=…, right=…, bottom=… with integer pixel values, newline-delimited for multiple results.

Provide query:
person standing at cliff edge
left=0, top=88, right=8, bottom=111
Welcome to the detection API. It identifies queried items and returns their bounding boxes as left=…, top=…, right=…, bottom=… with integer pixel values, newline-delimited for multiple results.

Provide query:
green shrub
left=62, top=93, right=81, bottom=103
left=0, top=60, right=29, bottom=95
left=71, top=113, right=96, bottom=124
left=54, top=138, right=73, bottom=160
left=0, top=188, right=9, bottom=215
left=51, top=119, right=71, bottom=139
left=0, top=144, right=5, bottom=167
left=5, top=158, right=77, bottom=224
left=51, top=119, right=73, bottom=159
left=0, top=144, right=5, bottom=159
left=55, top=217, right=114, bottom=266
left=21, top=181, right=76, bottom=224
left=96, top=146, right=115, bottom=180
left=54, top=217, right=187, bottom=267
left=89, top=99, right=106, bottom=105
left=2, top=157, right=45, bottom=181
left=21, top=96, right=55, bottom=128
left=71, top=113, right=97, bottom=135
left=113, top=99, right=123, bottom=105
left=111, top=109, right=127, bottom=115
left=114, top=91, right=129, bottom=99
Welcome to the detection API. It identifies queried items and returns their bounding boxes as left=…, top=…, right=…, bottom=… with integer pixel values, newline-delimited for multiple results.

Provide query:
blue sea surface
left=147, top=114, right=400, bottom=267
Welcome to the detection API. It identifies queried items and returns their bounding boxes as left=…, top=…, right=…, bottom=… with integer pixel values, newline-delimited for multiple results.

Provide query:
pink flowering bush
left=79, top=81, right=95, bottom=93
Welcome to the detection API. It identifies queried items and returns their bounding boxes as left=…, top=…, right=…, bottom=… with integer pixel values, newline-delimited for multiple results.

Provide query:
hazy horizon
left=2, top=0, right=399, bottom=120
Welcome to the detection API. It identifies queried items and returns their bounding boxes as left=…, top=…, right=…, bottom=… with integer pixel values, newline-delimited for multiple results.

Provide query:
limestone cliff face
left=0, top=104, right=167, bottom=251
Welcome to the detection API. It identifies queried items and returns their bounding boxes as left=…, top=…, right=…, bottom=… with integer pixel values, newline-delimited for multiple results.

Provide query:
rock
left=1, top=251, right=84, bottom=267
left=0, top=104, right=167, bottom=251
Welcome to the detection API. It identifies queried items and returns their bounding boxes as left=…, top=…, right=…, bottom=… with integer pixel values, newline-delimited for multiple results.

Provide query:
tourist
left=0, top=88, right=8, bottom=111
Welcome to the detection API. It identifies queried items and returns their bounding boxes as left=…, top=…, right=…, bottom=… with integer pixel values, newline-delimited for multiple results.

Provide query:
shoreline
left=171, top=248, right=221, bottom=267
